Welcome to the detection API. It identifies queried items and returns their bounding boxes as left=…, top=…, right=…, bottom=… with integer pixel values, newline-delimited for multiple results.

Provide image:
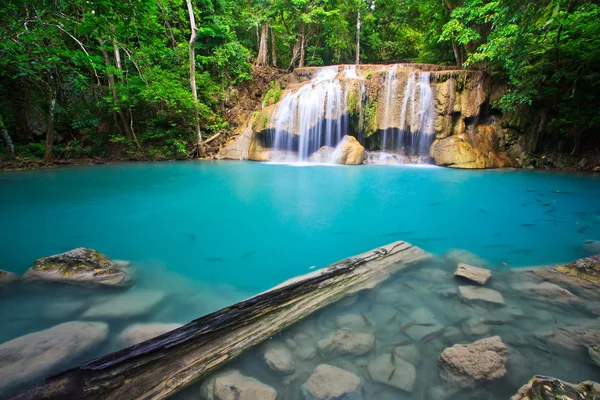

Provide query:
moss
left=365, top=71, right=373, bottom=80
left=556, top=264, right=600, bottom=284
left=94, top=268, right=122, bottom=277
left=0, top=271, right=5, bottom=278
left=363, top=100, right=378, bottom=137
left=262, top=115, right=268, bottom=128
left=262, top=81, right=282, bottom=107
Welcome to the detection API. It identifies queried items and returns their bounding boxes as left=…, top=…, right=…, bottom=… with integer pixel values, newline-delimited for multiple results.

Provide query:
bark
left=185, top=0, right=204, bottom=156
left=452, top=40, right=462, bottom=67
left=287, top=38, right=301, bottom=72
left=42, top=87, right=56, bottom=164
left=0, top=117, right=15, bottom=158
left=113, top=42, right=140, bottom=148
left=355, top=1, right=361, bottom=65
left=299, top=33, right=305, bottom=68
left=270, top=27, right=277, bottom=67
left=256, top=22, right=269, bottom=66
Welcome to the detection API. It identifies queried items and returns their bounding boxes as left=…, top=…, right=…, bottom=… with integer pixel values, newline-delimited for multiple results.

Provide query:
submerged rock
left=262, top=341, right=295, bottom=374
left=367, top=353, right=417, bottom=392
left=511, top=376, right=600, bottom=400
left=0, top=269, right=18, bottom=284
left=438, top=336, right=509, bottom=389
left=302, top=364, right=363, bottom=400
left=335, top=313, right=372, bottom=332
left=513, top=282, right=582, bottom=306
left=557, top=253, right=600, bottom=283
left=82, top=289, right=166, bottom=319
left=0, top=321, right=108, bottom=392
left=536, top=326, right=600, bottom=353
left=454, top=263, right=491, bottom=285
left=445, top=249, right=491, bottom=268
left=23, top=248, right=128, bottom=286
left=588, top=345, right=600, bottom=367
left=459, top=286, right=505, bottom=305
left=583, top=241, right=600, bottom=254
left=42, top=300, right=87, bottom=320
left=333, top=135, right=367, bottom=165
left=404, top=308, right=444, bottom=342
left=200, top=369, right=277, bottom=400
left=317, top=329, right=375, bottom=356
left=119, top=323, right=183, bottom=347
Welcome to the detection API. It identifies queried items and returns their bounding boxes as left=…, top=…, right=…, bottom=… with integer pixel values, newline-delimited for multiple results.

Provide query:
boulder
left=262, top=341, right=295, bottom=374
left=295, top=344, right=318, bottom=361
left=308, top=146, right=336, bottom=163
left=438, top=336, right=509, bottom=389
left=200, top=369, right=277, bottom=400
left=430, top=136, right=495, bottom=169
left=333, top=135, right=366, bottom=165
left=536, top=326, right=600, bottom=353
left=367, top=354, right=417, bottom=392
left=23, top=248, right=127, bottom=286
left=0, top=321, right=108, bottom=392
left=454, top=263, right=491, bottom=285
left=317, top=329, right=375, bottom=356
left=459, top=286, right=505, bottom=305
left=393, top=345, right=420, bottom=365
left=119, top=323, right=183, bottom=347
left=0, top=269, right=18, bottom=284
left=82, top=289, right=166, bottom=319
left=511, top=376, right=600, bottom=400
left=42, top=300, right=87, bottom=320
left=301, top=364, right=363, bottom=400
left=557, top=253, right=600, bottom=283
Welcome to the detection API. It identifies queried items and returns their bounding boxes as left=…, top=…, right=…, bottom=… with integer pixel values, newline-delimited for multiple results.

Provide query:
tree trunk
left=299, top=33, right=305, bottom=68
left=452, top=40, right=462, bottom=67
left=0, top=117, right=15, bottom=159
left=355, top=1, right=361, bottom=65
left=185, top=0, right=204, bottom=157
left=287, top=38, right=301, bottom=72
left=113, top=42, right=140, bottom=148
left=42, top=87, right=56, bottom=164
left=270, top=28, right=277, bottom=67
left=256, top=23, right=269, bottom=66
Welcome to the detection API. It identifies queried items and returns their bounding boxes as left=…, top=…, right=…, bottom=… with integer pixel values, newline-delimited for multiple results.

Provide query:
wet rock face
left=511, top=376, right=600, bottom=400
left=200, top=369, right=277, bottom=400
left=333, top=136, right=367, bottom=165
left=301, top=364, right=363, bottom=400
left=24, top=248, right=127, bottom=286
left=308, top=146, right=336, bottom=163
left=430, top=136, right=495, bottom=169
left=438, top=336, right=509, bottom=389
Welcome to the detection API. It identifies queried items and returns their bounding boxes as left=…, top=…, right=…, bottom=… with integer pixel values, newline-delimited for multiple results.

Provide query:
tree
left=185, top=0, right=203, bottom=157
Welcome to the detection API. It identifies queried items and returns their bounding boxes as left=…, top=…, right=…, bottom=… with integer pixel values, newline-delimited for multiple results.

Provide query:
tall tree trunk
left=355, top=1, right=361, bottom=65
left=113, top=42, right=140, bottom=148
left=287, top=38, right=301, bottom=72
left=270, top=28, right=277, bottom=67
left=185, top=0, right=204, bottom=157
left=42, top=87, right=56, bottom=164
left=256, top=23, right=269, bottom=66
left=299, top=33, right=305, bottom=68
left=0, top=117, right=15, bottom=159
left=452, top=40, right=462, bottom=67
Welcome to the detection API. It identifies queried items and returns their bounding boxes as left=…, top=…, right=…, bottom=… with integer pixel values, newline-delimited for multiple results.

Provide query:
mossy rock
left=0, top=269, right=18, bottom=284
left=24, top=248, right=129, bottom=287
left=556, top=254, right=600, bottom=284
left=512, top=376, right=600, bottom=399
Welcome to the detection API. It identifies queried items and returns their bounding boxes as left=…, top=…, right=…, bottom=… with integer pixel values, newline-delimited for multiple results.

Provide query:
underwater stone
left=459, top=286, right=505, bottom=305
left=262, top=341, right=295, bottom=374
left=513, top=282, right=582, bottom=306
left=583, top=240, right=600, bottom=254
left=393, top=345, right=420, bottom=365
left=335, top=313, right=372, bottom=332
left=119, top=323, right=183, bottom=347
left=367, top=353, right=417, bottom=392
left=317, top=329, right=375, bottom=356
left=537, top=326, right=600, bottom=353
left=557, top=253, right=600, bottom=283
left=404, top=308, right=444, bottom=341
left=588, top=345, right=600, bottom=367
left=511, top=376, right=600, bottom=400
left=302, top=364, right=363, bottom=400
left=0, top=269, right=18, bottom=284
left=445, top=249, right=491, bottom=268
left=454, top=263, right=491, bottom=285
left=463, top=320, right=492, bottom=337
left=42, top=300, right=87, bottom=319
left=200, top=369, right=277, bottom=400
left=24, top=248, right=128, bottom=286
left=438, top=336, right=508, bottom=389
left=0, top=321, right=108, bottom=392
left=82, top=289, right=166, bottom=319
left=375, top=287, right=401, bottom=305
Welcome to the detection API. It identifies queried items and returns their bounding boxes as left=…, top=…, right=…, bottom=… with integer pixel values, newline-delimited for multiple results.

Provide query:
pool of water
left=0, top=161, right=599, bottom=396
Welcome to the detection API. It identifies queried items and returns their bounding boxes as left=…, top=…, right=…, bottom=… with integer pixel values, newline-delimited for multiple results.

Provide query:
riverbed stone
left=24, top=248, right=128, bottom=286
left=82, top=289, right=166, bottom=319
left=317, top=329, right=375, bottom=356
left=119, top=323, right=183, bottom=347
left=438, top=336, right=509, bottom=389
left=463, top=320, right=492, bottom=336
left=335, top=313, right=372, bottom=332
left=459, top=286, right=505, bottom=305
left=367, top=354, right=417, bottom=392
left=262, top=341, right=295, bottom=374
left=0, top=321, right=108, bottom=392
left=512, top=376, right=600, bottom=400
left=405, top=308, right=444, bottom=341
left=394, top=345, right=420, bottom=365
left=514, top=282, right=582, bottom=306
left=0, top=269, right=18, bottom=284
left=301, top=364, right=363, bottom=400
left=200, top=369, right=277, bottom=400
left=537, top=326, right=600, bottom=353
left=333, top=135, right=367, bottom=165
left=445, top=249, right=491, bottom=268
left=376, top=287, right=401, bottom=305
left=583, top=240, right=600, bottom=254
left=454, top=263, right=491, bottom=285
left=42, top=300, right=88, bottom=319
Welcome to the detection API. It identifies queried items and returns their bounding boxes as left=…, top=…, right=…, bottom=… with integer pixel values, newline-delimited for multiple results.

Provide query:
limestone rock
left=24, top=248, right=127, bottom=286
left=588, top=345, right=600, bottom=367
left=0, top=269, right=18, bottom=284
left=431, top=136, right=495, bottom=169
left=262, top=341, right=295, bottom=374
left=557, top=253, right=600, bottom=283
left=459, top=286, right=505, bottom=305
left=119, top=323, right=183, bottom=347
left=405, top=308, right=444, bottom=341
left=445, top=249, right=491, bottom=268
left=295, top=344, right=318, bottom=361
left=42, top=300, right=87, bottom=320
left=367, top=354, right=417, bottom=392
left=335, top=313, right=372, bottom=332
left=301, top=364, right=363, bottom=400
left=513, top=282, right=582, bottom=306
left=537, top=326, right=600, bottom=353
left=317, top=329, right=375, bottom=356
left=200, top=369, right=277, bottom=400
left=511, top=376, right=600, bottom=400
left=454, top=263, right=491, bottom=285
left=375, top=287, right=401, bottom=305
left=308, top=146, right=335, bottom=163
left=438, top=336, right=509, bottom=389
left=82, top=289, right=166, bottom=319
left=0, top=321, right=108, bottom=392
left=333, top=135, right=366, bottom=165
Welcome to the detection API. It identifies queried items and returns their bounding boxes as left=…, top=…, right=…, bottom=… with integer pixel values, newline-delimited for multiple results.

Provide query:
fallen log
left=11, top=241, right=430, bottom=400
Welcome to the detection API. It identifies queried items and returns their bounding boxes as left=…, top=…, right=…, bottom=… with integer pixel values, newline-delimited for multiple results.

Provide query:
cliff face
left=219, top=63, right=519, bottom=168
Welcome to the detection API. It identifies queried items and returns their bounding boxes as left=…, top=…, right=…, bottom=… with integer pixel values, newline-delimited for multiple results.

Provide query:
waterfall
left=381, top=65, right=398, bottom=150
left=271, top=66, right=345, bottom=161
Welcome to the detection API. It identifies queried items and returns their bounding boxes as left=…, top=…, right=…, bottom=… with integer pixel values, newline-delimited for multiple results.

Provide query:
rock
left=579, top=158, right=590, bottom=169
left=82, top=289, right=166, bottom=319
left=513, top=282, right=582, bottom=306
left=112, top=260, right=132, bottom=268
left=119, top=323, right=183, bottom=347
left=0, top=269, right=18, bottom=284
left=394, top=345, right=420, bottom=365
left=584, top=241, right=600, bottom=254
left=462, top=320, right=491, bottom=337
left=438, top=336, right=509, bottom=389
left=445, top=249, right=491, bottom=268
left=308, top=146, right=335, bottom=163
left=336, top=295, right=358, bottom=308
left=454, top=263, right=491, bottom=285
left=262, top=341, right=295, bottom=374
left=317, top=329, right=375, bottom=356
left=459, top=286, right=505, bottom=305
left=0, top=321, right=108, bottom=392
left=594, top=166, right=600, bottom=173
left=301, top=364, right=363, bottom=400
left=375, top=287, right=400, bottom=305
left=559, top=253, right=600, bottom=282
left=367, top=354, right=417, bottom=392
left=430, top=136, right=495, bottom=169
left=23, top=248, right=127, bottom=286
left=200, top=369, right=277, bottom=400
left=42, top=300, right=87, bottom=319
left=333, top=135, right=366, bottom=165
left=335, top=313, right=372, bottom=332
left=537, top=326, right=600, bottom=353
left=404, top=308, right=444, bottom=341
left=295, top=344, right=318, bottom=361
left=588, top=345, right=600, bottom=367
left=511, top=376, right=600, bottom=400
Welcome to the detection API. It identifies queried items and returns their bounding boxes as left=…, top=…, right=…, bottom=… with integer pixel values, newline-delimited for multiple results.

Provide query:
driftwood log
left=11, top=241, right=430, bottom=400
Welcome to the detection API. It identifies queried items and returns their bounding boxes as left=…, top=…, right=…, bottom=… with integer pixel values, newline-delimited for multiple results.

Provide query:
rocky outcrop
left=511, top=376, right=600, bottom=400
left=262, top=341, right=295, bottom=374
left=200, top=369, right=277, bottom=400
left=301, top=364, right=363, bottom=400
left=23, top=248, right=128, bottom=286
left=454, top=263, right=491, bottom=285
left=333, top=136, right=367, bottom=165
left=431, top=135, right=496, bottom=169
left=438, top=336, right=509, bottom=389
left=316, top=329, right=375, bottom=356
left=0, top=321, right=108, bottom=393
left=119, top=323, right=183, bottom=347
left=0, top=269, right=18, bottom=284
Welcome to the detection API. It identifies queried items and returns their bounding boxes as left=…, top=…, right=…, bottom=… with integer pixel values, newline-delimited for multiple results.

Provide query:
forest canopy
left=0, top=0, right=598, bottom=161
